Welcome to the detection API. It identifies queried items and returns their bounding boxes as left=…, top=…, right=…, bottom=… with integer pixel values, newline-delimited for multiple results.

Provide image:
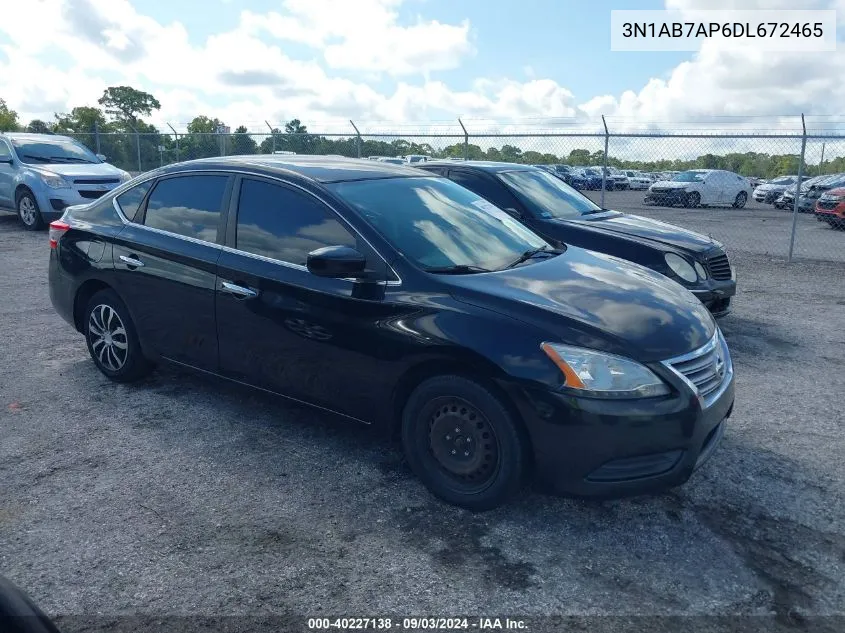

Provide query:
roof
left=1, top=132, right=75, bottom=142
left=164, top=154, right=427, bottom=183
left=420, top=160, right=538, bottom=173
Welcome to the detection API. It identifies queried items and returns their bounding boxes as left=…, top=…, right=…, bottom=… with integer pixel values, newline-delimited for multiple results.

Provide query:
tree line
left=0, top=86, right=835, bottom=178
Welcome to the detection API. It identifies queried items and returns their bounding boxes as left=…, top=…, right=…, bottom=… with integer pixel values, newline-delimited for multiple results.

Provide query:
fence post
left=788, top=114, right=806, bottom=263
left=819, top=142, right=825, bottom=175
left=94, top=120, right=101, bottom=155
left=458, top=118, right=469, bottom=160
left=167, top=123, right=179, bottom=163
left=600, top=115, right=609, bottom=208
left=350, top=120, right=362, bottom=158
left=265, top=120, right=275, bottom=153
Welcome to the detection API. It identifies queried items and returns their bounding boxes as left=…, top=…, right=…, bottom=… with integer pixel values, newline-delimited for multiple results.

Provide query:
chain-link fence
left=62, top=121, right=845, bottom=264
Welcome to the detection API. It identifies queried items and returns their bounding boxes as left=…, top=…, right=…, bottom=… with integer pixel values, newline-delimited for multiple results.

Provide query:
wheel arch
left=73, top=279, right=115, bottom=333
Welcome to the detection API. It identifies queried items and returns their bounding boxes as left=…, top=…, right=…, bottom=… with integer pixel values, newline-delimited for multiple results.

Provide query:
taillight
left=49, top=220, right=70, bottom=249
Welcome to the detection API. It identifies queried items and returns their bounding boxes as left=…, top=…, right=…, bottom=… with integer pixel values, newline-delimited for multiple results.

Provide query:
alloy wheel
left=88, top=304, right=129, bottom=372
left=18, top=196, right=37, bottom=226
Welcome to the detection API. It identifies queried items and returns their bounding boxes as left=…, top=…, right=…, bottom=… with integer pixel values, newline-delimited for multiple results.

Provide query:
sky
left=1, top=0, right=844, bottom=134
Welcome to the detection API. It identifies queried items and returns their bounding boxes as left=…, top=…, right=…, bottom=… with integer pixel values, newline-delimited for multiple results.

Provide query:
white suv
left=645, top=169, right=752, bottom=208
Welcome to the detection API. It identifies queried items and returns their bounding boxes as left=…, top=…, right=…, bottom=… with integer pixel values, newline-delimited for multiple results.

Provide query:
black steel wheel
left=733, top=191, right=748, bottom=208
left=685, top=191, right=701, bottom=208
left=401, top=375, right=528, bottom=511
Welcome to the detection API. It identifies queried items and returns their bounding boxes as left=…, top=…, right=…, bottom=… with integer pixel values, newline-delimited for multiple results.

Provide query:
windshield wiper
left=504, top=245, right=558, bottom=269
left=424, top=264, right=492, bottom=275
left=21, top=154, right=52, bottom=163
left=51, top=156, right=94, bottom=163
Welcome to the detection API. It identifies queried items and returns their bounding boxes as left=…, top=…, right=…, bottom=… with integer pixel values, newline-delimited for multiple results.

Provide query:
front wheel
left=84, top=289, right=152, bottom=382
left=401, top=375, right=529, bottom=511
left=16, top=190, right=44, bottom=230
left=733, top=191, right=748, bottom=208
left=684, top=192, right=701, bottom=208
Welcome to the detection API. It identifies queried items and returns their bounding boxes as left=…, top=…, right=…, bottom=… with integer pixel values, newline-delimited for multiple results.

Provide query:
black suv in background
left=48, top=156, right=733, bottom=510
left=418, top=161, right=736, bottom=316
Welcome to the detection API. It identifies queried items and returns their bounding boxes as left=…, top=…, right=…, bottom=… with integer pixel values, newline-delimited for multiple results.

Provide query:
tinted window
left=116, top=180, right=153, bottom=222
left=497, top=169, right=602, bottom=219
left=329, top=176, right=547, bottom=272
left=236, top=179, right=357, bottom=265
left=448, top=170, right=519, bottom=211
left=144, top=175, right=228, bottom=242
left=673, top=171, right=707, bottom=182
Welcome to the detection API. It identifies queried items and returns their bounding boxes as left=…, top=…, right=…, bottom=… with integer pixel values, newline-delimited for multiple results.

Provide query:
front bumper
left=753, top=189, right=780, bottom=203
left=644, top=189, right=688, bottom=205
left=33, top=186, right=118, bottom=223
left=815, top=203, right=845, bottom=222
left=690, top=279, right=736, bottom=316
left=504, top=368, right=735, bottom=498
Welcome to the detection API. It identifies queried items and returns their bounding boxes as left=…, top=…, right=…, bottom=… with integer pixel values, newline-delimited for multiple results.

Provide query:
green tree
left=284, top=119, right=307, bottom=134
left=26, top=119, right=52, bottom=133
left=568, top=149, right=592, bottom=165
left=54, top=106, right=108, bottom=133
left=0, top=98, right=20, bottom=131
left=231, top=125, right=257, bottom=154
left=97, top=86, right=161, bottom=127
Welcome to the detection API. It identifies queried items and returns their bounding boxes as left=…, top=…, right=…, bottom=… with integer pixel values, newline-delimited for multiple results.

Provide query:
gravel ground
left=0, top=202, right=843, bottom=632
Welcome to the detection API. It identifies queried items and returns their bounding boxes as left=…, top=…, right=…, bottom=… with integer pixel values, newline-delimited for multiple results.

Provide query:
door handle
left=119, top=254, right=145, bottom=268
left=220, top=281, right=258, bottom=299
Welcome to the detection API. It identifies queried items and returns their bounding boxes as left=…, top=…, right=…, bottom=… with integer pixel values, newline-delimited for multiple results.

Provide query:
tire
left=684, top=192, right=701, bottom=208
left=401, top=375, right=529, bottom=511
left=733, top=192, right=748, bottom=208
left=84, top=289, right=152, bottom=382
left=16, top=189, right=44, bottom=231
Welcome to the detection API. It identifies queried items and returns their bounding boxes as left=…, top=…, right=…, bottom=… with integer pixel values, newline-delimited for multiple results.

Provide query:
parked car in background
left=402, top=154, right=429, bottom=164
left=747, top=176, right=765, bottom=188
left=625, top=170, right=651, bottom=190
left=578, top=167, right=605, bottom=190
left=645, top=169, right=751, bottom=209
left=606, top=167, right=630, bottom=190
left=0, top=133, right=131, bottom=230
left=774, top=175, right=825, bottom=209
left=376, top=157, right=406, bottom=165
left=815, top=187, right=845, bottom=228
left=753, top=175, right=799, bottom=204
left=796, top=173, right=845, bottom=214
left=419, top=161, right=736, bottom=316
left=48, top=155, right=733, bottom=510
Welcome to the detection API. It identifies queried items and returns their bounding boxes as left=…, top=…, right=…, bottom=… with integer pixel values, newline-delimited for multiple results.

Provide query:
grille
left=79, top=190, right=107, bottom=199
left=705, top=253, right=732, bottom=280
left=818, top=200, right=838, bottom=210
left=664, top=333, right=731, bottom=407
left=73, top=178, right=120, bottom=185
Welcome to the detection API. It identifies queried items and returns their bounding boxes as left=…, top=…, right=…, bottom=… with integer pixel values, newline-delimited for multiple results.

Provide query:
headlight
left=38, top=171, right=70, bottom=189
left=665, top=253, right=698, bottom=283
left=694, top=261, right=707, bottom=279
left=119, top=170, right=132, bottom=182
left=541, top=343, right=671, bottom=398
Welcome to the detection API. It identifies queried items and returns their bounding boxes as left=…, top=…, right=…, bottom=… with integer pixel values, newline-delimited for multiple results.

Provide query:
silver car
left=0, top=133, right=131, bottom=230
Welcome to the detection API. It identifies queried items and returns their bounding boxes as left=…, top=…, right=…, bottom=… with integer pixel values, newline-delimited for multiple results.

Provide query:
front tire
left=16, top=189, right=44, bottom=230
left=84, top=289, right=152, bottom=382
left=733, top=191, right=748, bottom=208
left=401, top=375, right=529, bottom=511
left=684, top=192, right=701, bottom=208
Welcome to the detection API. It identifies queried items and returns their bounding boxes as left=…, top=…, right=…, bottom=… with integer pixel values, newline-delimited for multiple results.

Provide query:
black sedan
left=418, top=161, right=736, bottom=316
left=48, top=156, right=734, bottom=510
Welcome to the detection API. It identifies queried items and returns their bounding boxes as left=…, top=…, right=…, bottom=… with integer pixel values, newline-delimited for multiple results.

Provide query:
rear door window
left=143, top=175, right=229, bottom=242
left=116, top=180, right=153, bottom=222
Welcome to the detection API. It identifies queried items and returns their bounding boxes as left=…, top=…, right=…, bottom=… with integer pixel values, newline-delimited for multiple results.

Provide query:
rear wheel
left=84, top=289, right=152, bottom=382
left=684, top=192, right=701, bottom=208
left=401, top=375, right=528, bottom=511
left=16, top=189, right=44, bottom=230
left=733, top=191, right=748, bottom=208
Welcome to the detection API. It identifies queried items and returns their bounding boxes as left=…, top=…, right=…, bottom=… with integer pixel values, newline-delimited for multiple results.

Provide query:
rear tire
left=84, top=289, right=152, bottom=382
left=16, top=189, right=44, bottom=231
left=401, top=375, right=529, bottom=511
left=733, top=191, right=748, bottom=208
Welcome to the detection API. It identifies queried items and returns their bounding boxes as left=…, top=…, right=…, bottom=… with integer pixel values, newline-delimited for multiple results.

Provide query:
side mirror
left=307, top=245, right=367, bottom=278
left=96, top=154, right=107, bottom=162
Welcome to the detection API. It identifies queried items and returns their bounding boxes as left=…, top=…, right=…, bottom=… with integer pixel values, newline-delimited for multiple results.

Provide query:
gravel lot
left=0, top=199, right=843, bottom=632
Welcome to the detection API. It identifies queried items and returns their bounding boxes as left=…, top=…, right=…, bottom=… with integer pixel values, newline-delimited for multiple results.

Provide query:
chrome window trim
left=110, top=167, right=402, bottom=287
left=661, top=329, right=733, bottom=408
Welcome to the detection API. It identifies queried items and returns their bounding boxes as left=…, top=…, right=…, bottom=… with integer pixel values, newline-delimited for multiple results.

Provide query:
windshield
left=497, top=169, right=602, bottom=220
left=770, top=176, right=794, bottom=185
left=673, top=171, right=706, bottom=183
left=329, top=177, right=549, bottom=272
left=12, top=138, right=100, bottom=164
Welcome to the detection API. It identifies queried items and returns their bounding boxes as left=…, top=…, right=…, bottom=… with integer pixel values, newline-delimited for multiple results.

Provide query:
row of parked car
left=533, top=165, right=679, bottom=191
left=2, top=131, right=736, bottom=509
left=754, top=173, right=845, bottom=227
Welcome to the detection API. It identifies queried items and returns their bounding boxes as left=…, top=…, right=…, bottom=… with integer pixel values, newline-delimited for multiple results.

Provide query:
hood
left=449, top=246, right=715, bottom=362
left=26, top=162, right=124, bottom=178
left=565, top=213, right=721, bottom=254
left=650, top=180, right=689, bottom=189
